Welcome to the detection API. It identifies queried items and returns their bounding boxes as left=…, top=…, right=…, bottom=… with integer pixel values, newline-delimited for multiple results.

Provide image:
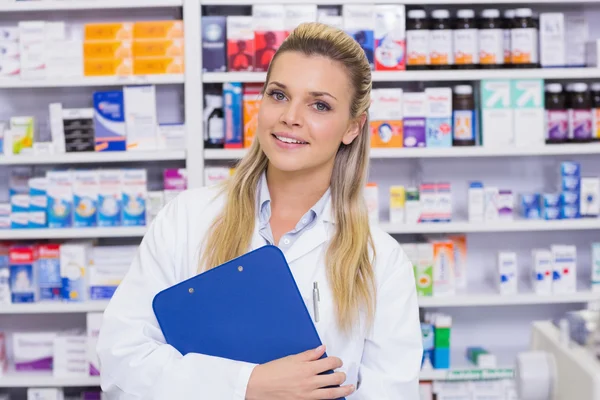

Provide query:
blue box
left=47, top=171, right=73, bottom=229
left=426, top=118, right=453, bottom=147
left=223, top=82, right=243, bottom=149
left=522, top=194, right=541, bottom=219
left=433, top=348, right=450, bottom=369
left=38, top=245, right=61, bottom=301
left=73, top=171, right=98, bottom=228
left=9, top=246, right=37, bottom=303
left=9, top=167, right=32, bottom=196
left=29, top=177, right=47, bottom=229
left=121, top=169, right=147, bottom=227
left=561, top=161, right=581, bottom=177
left=544, top=206, right=560, bottom=220
left=93, top=90, right=126, bottom=152
left=543, top=193, right=561, bottom=208
left=348, top=29, right=375, bottom=69
left=562, top=176, right=581, bottom=192
left=561, top=191, right=580, bottom=207
left=202, top=16, right=226, bottom=73
left=560, top=205, right=580, bottom=219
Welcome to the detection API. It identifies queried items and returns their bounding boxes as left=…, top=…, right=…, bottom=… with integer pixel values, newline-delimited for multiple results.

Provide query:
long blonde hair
left=199, top=22, right=376, bottom=333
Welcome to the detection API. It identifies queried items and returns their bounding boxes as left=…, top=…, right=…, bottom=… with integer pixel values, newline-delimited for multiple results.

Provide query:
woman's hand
left=245, top=345, right=355, bottom=400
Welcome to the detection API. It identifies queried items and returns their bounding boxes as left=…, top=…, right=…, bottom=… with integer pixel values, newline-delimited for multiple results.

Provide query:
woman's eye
left=314, top=102, right=330, bottom=112
left=269, top=91, right=286, bottom=101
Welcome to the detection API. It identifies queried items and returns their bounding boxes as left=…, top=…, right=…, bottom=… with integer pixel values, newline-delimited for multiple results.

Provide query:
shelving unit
left=0, top=372, right=100, bottom=388
left=0, top=301, right=109, bottom=315
left=381, top=219, right=600, bottom=234
left=0, top=75, right=185, bottom=89
left=0, top=151, right=186, bottom=166
left=205, top=144, right=600, bottom=161
left=0, top=0, right=183, bottom=12
left=418, top=291, right=600, bottom=308
left=202, top=0, right=600, bottom=5
left=0, top=227, right=147, bottom=240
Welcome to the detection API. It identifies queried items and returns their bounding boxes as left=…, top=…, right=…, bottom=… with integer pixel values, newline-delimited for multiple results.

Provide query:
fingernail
left=350, top=385, right=355, bottom=392
left=316, top=345, right=325, bottom=352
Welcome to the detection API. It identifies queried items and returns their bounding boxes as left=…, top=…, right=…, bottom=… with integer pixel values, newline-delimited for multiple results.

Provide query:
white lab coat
left=97, top=185, right=423, bottom=400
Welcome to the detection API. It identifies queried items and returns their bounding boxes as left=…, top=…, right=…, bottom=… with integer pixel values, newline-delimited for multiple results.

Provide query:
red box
left=254, top=31, right=286, bottom=72
left=227, top=16, right=254, bottom=72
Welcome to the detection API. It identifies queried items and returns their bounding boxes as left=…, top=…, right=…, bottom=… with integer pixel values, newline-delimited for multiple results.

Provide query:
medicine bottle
left=503, top=10, right=515, bottom=67
left=204, top=94, right=225, bottom=148
left=452, top=85, right=476, bottom=146
left=591, top=83, right=600, bottom=141
left=453, top=9, right=478, bottom=69
left=511, top=8, right=538, bottom=68
left=429, top=9, right=453, bottom=70
left=544, top=83, right=568, bottom=144
left=406, top=10, right=430, bottom=70
left=568, top=83, right=592, bottom=142
left=478, top=9, right=504, bottom=69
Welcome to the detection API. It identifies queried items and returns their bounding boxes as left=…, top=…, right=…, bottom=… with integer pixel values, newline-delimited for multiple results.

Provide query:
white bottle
left=453, top=9, right=479, bottom=67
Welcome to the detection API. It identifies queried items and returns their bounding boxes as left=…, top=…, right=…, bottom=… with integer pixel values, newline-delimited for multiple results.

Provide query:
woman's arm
left=97, top=194, right=257, bottom=400
left=354, top=242, right=423, bottom=399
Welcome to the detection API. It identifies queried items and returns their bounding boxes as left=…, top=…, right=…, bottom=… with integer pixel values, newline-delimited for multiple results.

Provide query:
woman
left=97, top=22, right=422, bottom=399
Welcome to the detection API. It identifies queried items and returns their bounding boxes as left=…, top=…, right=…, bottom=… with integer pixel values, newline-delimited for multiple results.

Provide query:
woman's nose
left=279, top=102, right=303, bottom=127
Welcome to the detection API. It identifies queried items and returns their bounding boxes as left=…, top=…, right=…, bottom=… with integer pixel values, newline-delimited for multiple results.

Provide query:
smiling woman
left=97, top=22, right=422, bottom=400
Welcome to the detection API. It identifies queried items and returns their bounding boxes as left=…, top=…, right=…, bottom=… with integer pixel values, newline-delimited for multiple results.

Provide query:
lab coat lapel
left=284, top=200, right=334, bottom=264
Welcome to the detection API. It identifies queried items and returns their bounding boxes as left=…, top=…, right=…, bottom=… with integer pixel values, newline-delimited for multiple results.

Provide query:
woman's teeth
left=275, top=135, right=306, bottom=144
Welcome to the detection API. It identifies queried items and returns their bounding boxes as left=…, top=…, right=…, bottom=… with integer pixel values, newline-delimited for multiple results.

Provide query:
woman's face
left=257, top=51, right=362, bottom=175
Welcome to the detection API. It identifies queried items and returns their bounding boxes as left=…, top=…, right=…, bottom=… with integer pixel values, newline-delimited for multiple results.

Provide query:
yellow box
left=84, top=41, right=133, bottom=59
left=132, top=39, right=184, bottom=58
left=370, top=120, right=404, bottom=148
left=389, top=186, right=405, bottom=224
left=84, top=22, right=133, bottom=41
left=133, top=21, right=184, bottom=39
left=84, top=58, right=133, bottom=77
left=133, top=57, right=184, bottom=75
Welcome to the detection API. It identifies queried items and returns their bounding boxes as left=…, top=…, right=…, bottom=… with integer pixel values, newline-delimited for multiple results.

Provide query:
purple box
left=202, top=16, right=227, bottom=73
left=163, top=169, right=187, bottom=191
left=403, top=117, right=426, bottom=148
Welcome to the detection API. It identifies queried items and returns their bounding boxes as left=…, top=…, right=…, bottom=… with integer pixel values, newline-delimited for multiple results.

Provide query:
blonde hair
left=199, top=22, right=376, bottom=333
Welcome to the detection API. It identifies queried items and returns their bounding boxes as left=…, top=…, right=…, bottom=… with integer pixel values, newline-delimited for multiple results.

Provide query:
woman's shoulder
left=368, top=224, right=411, bottom=281
left=156, top=185, right=226, bottom=225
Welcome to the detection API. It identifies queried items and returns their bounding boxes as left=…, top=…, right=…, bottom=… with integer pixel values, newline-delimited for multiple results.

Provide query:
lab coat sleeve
left=97, top=194, right=257, bottom=400
left=354, top=243, right=423, bottom=399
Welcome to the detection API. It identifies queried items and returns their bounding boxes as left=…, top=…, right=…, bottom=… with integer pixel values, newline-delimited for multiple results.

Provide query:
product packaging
left=540, top=13, right=566, bottom=67
left=405, top=187, right=421, bottom=223
left=374, top=5, right=406, bottom=71
left=29, top=177, right=48, bottom=229
left=243, top=84, right=262, bottom=148
left=253, top=5, right=286, bottom=72
left=402, top=92, right=427, bottom=148
left=343, top=5, right=375, bottom=69
left=480, top=80, right=513, bottom=147
left=38, top=244, right=62, bottom=301
left=53, top=334, right=87, bottom=378
left=284, top=5, right=317, bottom=36
left=370, top=88, right=404, bottom=148
left=484, top=187, right=499, bottom=221
left=365, top=183, right=379, bottom=223
left=47, top=171, right=73, bottom=228
left=468, top=181, right=485, bottom=222
left=592, top=243, right=600, bottom=293
left=497, top=190, right=514, bottom=220
left=223, top=82, right=243, bottom=148
left=124, top=85, right=159, bottom=151
left=202, top=16, right=227, bottom=73
left=532, top=249, right=553, bottom=295
left=73, top=170, right=99, bottom=228
left=226, top=16, right=254, bottom=72
left=551, top=245, right=577, bottom=294
left=9, top=245, right=38, bottom=303
left=448, top=235, right=467, bottom=290
left=122, top=169, right=147, bottom=226
left=425, top=88, right=452, bottom=148
left=580, top=177, right=600, bottom=217
left=10, top=116, right=35, bottom=155
left=60, top=243, right=91, bottom=302
left=163, top=168, right=187, bottom=205
left=133, top=21, right=184, bottom=40
left=93, top=90, right=126, bottom=152
left=512, top=79, right=545, bottom=147
left=415, top=243, right=434, bottom=297
left=432, top=241, right=455, bottom=296
left=498, top=251, right=517, bottom=295
left=13, top=332, right=55, bottom=371
left=87, top=312, right=103, bottom=376
left=98, top=170, right=122, bottom=227
left=389, top=186, right=405, bottom=223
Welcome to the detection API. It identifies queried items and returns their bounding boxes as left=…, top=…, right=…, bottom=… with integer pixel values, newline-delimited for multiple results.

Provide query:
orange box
left=84, top=23, right=133, bottom=41
left=132, top=39, right=184, bottom=58
left=243, top=83, right=262, bottom=148
left=133, top=21, right=184, bottom=39
left=370, top=120, right=403, bottom=147
left=133, top=57, right=184, bottom=75
left=84, top=58, right=133, bottom=76
left=84, top=41, right=132, bottom=59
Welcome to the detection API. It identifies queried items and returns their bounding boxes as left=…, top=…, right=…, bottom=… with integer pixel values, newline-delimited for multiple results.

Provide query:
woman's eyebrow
left=268, top=81, right=338, bottom=101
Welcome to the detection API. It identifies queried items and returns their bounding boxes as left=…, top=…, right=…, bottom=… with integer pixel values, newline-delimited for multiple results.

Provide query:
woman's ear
left=342, top=113, right=367, bottom=145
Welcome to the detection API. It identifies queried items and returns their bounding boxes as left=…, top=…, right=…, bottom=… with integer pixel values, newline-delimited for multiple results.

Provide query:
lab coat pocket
left=343, top=362, right=359, bottom=387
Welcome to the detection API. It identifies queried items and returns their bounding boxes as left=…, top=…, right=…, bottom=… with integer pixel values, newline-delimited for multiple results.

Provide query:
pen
left=313, top=282, right=320, bottom=323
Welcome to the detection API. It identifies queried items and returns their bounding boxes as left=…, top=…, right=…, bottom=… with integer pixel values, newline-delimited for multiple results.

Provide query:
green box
left=434, top=327, right=451, bottom=348
left=511, top=79, right=544, bottom=109
left=480, top=80, right=511, bottom=109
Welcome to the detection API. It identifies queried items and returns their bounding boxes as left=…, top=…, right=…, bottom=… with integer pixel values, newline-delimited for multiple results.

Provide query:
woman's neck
left=266, top=166, right=331, bottom=213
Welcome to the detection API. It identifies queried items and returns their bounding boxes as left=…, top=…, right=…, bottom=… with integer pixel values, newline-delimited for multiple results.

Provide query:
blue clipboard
left=153, top=245, right=345, bottom=399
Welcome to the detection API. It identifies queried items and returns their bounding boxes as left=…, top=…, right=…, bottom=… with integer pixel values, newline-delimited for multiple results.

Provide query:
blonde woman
left=98, top=22, right=422, bottom=400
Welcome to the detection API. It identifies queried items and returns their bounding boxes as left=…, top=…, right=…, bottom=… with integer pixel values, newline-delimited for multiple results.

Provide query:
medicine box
left=405, top=187, right=421, bottom=223
left=580, top=177, right=600, bottom=217
left=121, top=169, right=147, bottom=226
left=226, top=16, right=254, bottom=72
left=284, top=5, right=317, bottom=35
left=419, top=183, right=436, bottom=223
left=83, top=41, right=132, bottom=59
left=243, top=83, right=262, bottom=148
left=365, top=183, right=379, bottom=223
left=497, top=190, right=514, bottom=220
left=468, top=182, right=485, bottom=222
left=9, top=246, right=38, bottom=303
left=132, top=57, right=184, bottom=75
left=98, top=170, right=122, bottom=227
left=374, top=5, right=406, bottom=71
left=47, top=171, right=73, bottom=228
left=84, top=58, right=133, bottom=77
left=433, top=241, right=455, bottom=296
left=520, top=194, right=541, bottom=219
left=10, top=116, right=35, bottom=155
left=402, top=92, right=426, bottom=148
left=29, top=177, right=48, bottom=228
left=53, top=334, right=88, bottom=378
left=511, top=79, right=545, bottom=147
left=163, top=168, right=187, bottom=205
left=87, top=312, right=103, bottom=376
left=38, top=245, right=62, bottom=301
left=93, top=90, right=126, bottom=152
left=370, top=88, right=403, bottom=148
left=498, top=251, right=517, bottom=295
left=60, top=243, right=90, bottom=302
left=436, top=183, right=452, bottom=222
left=0, top=204, right=9, bottom=230
left=551, top=245, right=577, bottom=293
left=13, top=332, right=55, bottom=371
left=11, top=194, right=30, bottom=229
left=389, top=186, right=405, bottom=224
left=133, top=21, right=184, bottom=40
left=480, top=80, right=513, bottom=147
left=532, top=249, right=553, bottom=295
left=540, top=13, right=566, bottom=67
left=124, top=85, right=159, bottom=151
left=415, top=243, right=433, bottom=297
left=132, top=39, right=184, bottom=58
left=27, top=388, right=65, bottom=400
left=253, top=5, right=286, bottom=72
left=343, top=5, right=375, bottom=69
left=223, top=82, right=243, bottom=148
left=73, top=170, right=99, bottom=228
left=449, top=235, right=467, bottom=290
left=84, top=23, right=134, bottom=41
left=425, top=88, right=452, bottom=148
left=202, top=16, right=226, bottom=72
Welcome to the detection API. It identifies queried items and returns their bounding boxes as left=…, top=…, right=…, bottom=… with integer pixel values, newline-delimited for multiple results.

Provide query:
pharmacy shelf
left=203, top=0, right=600, bottom=4
left=418, top=291, right=600, bottom=308
left=0, top=371, right=100, bottom=388
left=419, top=347, right=518, bottom=382
left=0, top=150, right=186, bottom=166
left=203, top=68, right=600, bottom=84
left=0, top=227, right=147, bottom=240
left=0, top=74, right=184, bottom=89
left=0, top=0, right=182, bottom=11
left=381, top=219, right=600, bottom=234
left=205, top=144, right=600, bottom=161
left=0, top=301, right=109, bottom=315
